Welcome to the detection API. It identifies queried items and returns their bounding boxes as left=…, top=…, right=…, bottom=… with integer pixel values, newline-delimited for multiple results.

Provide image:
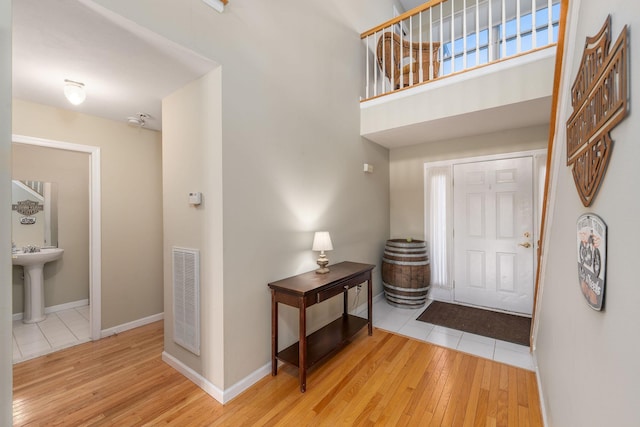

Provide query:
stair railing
left=362, top=0, right=561, bottom=101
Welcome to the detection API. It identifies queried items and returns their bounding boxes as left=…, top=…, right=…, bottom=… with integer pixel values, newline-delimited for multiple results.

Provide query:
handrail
left=361, top=0, right=561, bottom=100
left=361, top=0, right=447, bottom=38
left=530, top=0, right=568, bottom=347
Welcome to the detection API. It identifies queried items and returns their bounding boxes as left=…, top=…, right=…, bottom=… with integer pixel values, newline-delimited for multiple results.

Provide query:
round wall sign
left=576, top=213, right=607, bottom=310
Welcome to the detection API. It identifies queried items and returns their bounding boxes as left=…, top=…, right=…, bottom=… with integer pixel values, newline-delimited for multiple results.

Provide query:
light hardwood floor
left=13, top=321, right=542, bottom=426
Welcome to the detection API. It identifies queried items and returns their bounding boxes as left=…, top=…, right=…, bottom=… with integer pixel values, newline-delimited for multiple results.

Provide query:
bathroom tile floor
left=362, top=297, right=536, bottom=371
left=13, top=306, right=91, bottom=364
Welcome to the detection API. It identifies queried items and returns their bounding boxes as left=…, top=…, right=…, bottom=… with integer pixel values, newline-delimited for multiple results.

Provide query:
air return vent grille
left=172, top=247, right=200, bottom=355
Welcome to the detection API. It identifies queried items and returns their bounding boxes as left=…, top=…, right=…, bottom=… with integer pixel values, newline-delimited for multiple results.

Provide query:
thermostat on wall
left=189, top=192, right=202, bottom=205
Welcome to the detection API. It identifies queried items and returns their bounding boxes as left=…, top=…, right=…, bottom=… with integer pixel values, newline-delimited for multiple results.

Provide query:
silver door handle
left=519, top=242, right=531, bottom=248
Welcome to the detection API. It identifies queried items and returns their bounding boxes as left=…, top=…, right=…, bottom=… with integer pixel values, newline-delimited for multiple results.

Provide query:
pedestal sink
left=12, top=248, right=64, bottom=323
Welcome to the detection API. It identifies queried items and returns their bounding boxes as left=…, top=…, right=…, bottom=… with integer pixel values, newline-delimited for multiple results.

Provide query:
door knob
left=518, top=242, right=531, bottom=248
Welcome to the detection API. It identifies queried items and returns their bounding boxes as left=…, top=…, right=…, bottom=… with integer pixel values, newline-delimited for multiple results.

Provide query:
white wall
left=0, top=0, right=12, bottom=422
left=534, top=1, right=640, bottom=425
left=92, top=0, right=392, bottom=392
left=389, top=125, right=549, bottom=239
left=162, top=69, right=224, bottom=386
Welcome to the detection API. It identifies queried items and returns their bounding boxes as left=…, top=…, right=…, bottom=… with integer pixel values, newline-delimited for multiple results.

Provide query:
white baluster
left=372, top=33, right=378, bottom=97
left=451, top=0, right=456, bottom=73
left=390, top=24, right=395, bottom=92
left=531, top=0, right=537, bottom=48
left=547, top=0, right=552, bottom=44
left=365, top=35, right=370, bottom=99
left=440, top=2, right=444, bottom=75
left=409, top=16, right=414, bottom=86
left=501, top=0, right=507, bottom=58
left=462, top=0, right=467, bottom=70
left=419, top=11, right=423, bottom=83
left=516, top=0, right=521, bottom=54
left=475, top=0, right=480, bottom=65
left=430, top=6, right=434, bottom=80
left=488, top=0, right=494, bottom=61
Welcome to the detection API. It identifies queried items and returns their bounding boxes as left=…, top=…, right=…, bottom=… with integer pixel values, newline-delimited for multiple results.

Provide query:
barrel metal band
left=383, top=250, right=428, bottom=257
left=386, top=242, right=426, bottom=248
left=382, top=281, right=430, bottom=293
left=382, top=257, right=430, bottom=266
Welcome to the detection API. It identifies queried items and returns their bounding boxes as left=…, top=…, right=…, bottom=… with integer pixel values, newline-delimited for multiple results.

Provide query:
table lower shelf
left=277, top=314, right=368, bottom=369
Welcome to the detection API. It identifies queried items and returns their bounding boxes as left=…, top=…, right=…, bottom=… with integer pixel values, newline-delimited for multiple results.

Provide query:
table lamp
left=312, top=231, right=333, bottom=274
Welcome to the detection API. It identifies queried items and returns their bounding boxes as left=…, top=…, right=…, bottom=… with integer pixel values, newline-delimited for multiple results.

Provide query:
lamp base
left=316, top=255, right=330, bottom=274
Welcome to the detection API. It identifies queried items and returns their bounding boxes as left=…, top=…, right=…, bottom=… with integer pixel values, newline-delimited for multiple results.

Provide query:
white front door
left=453, top=157, right=534, bottom=315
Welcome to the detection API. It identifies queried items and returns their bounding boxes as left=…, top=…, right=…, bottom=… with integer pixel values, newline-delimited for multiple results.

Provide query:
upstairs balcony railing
left=361, top=0, right=560, bottom=101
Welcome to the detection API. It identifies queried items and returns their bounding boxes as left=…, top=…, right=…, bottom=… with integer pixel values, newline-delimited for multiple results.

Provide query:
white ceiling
left=399, top=0, right=427, bottom=13
left=12, top=0, right=218, bottom=131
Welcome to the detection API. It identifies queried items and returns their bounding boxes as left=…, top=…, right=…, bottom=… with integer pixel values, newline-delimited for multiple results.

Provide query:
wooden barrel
left=382, top=239, right=431, bottom=308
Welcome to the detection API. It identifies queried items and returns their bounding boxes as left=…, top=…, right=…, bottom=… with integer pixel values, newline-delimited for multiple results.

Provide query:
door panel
left=453, top=157, right=534, bottom=315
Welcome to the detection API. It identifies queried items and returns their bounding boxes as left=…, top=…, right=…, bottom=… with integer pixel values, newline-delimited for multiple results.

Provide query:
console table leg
left=343, top=288, right=348, bottom=316
left=367, top=277, right=373, bottom=336
left=271, top=291, right=278, bottom=376
left=299, top=298, right=307, bottom=393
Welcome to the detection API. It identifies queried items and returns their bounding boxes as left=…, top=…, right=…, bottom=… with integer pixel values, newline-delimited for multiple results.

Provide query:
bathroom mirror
left=11, top=180, right=58, bottom=248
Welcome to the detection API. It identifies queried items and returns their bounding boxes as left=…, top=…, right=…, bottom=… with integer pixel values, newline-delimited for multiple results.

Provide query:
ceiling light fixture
left=127, top=113, right=150, bottom=127
left=63, top=79, right=86, bottom=105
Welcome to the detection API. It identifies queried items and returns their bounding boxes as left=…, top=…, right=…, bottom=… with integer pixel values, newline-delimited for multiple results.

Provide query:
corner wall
left=162, top=69, right=224, bottom=387
left=535, top=1, right=640, bottom=425
left=0, top=0, right=13, bottom=422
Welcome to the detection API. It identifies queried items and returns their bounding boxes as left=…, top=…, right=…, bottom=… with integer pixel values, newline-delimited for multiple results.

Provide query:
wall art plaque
left=577, top=213, right=607, bottom=311
left=566, top=15, right=629, bottom=207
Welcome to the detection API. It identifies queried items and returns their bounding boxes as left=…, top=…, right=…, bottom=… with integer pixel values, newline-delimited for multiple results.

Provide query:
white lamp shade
left=312, top=231, right=333, bottom=252
left=64, top=80, right=86, bottom=105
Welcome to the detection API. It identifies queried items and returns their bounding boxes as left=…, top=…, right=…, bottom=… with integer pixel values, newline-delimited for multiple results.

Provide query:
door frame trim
left=12, top=134, right=101, bottom=340
left=423, top=149, right=547, bottom=306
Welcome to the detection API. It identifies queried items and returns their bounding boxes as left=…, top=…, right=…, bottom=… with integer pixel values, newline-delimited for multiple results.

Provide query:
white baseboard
left=223, top=361, right=274, bottom=403
left=532, top=352, right=548, bottom=427
left=373, top=291, right=385, bottom=303
left=101, top=312, right=164, bottom=338
left=162, top=350, right=276, bottom=405
left=12, top=298, right=89, bottom=321
left=162, top=351, right=224, bottom=403
left=428, top=287, right=454, bottom=302
left=349, top=291, right=384, bottom=315
left=164, top=292, right=385, bottom=405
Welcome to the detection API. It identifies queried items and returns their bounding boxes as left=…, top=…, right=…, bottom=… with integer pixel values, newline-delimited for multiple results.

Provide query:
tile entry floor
left=13, top=306, right=91, bottom=364
left=366, top=297, right=535, bottom=371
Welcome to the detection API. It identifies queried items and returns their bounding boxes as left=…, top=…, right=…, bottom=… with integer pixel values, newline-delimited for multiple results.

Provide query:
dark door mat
left=417, top=301, right=531, bottom=346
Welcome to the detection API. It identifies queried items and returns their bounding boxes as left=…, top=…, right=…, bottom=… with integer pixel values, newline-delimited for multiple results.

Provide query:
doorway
left=424, top=150, right=546, bottom=316
left=13, top=135, right=101, bottom=346
left=453, top=156, right=534, bottom=315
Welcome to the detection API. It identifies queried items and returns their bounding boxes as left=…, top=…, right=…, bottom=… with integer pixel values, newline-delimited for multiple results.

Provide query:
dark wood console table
left=268, top=261, right=375, bottom=392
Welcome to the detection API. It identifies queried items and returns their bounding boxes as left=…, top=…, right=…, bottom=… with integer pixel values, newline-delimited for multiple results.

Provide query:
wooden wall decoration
left=566, top=15, right=629, bottom=207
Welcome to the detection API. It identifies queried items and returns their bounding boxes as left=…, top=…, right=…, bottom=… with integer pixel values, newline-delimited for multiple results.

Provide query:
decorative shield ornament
left=15, top=199, right=43, bottom=216
left=576, top=214, right=607, bottom=310
left=566, top=16, right=629, bottom=207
